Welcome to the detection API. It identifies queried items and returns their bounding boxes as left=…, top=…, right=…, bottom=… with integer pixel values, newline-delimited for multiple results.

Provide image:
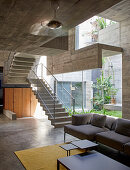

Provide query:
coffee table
left=57, top=151, right=130, bottom=170
left=60, top=144, right=78, bottom=156
left=71, top=139, right=98, bottom=150
left=60, top=140, right=98, bottom=156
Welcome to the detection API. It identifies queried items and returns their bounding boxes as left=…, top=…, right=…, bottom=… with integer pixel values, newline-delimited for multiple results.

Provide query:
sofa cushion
left=96, top=131, right=130, bottom=151
left=91, top=114, right=106, bottom=128
left=115, top=118, right=130, bottom=137
left=105, top=116, right=117, bottom=130
left=64, top=124, right=107, bottom=141
left=124, top=142, right=130, bottom=155
left=72, top=114, right=92, bottom=126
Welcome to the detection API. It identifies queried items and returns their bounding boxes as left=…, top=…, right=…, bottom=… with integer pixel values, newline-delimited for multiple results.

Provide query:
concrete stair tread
left=52, top=121, right=72, bottom=127
left=8, top=75, right=27, bottom=78
left=14, top=59, right=34, bottom=64
left=11, top=67, right=31, bottom=70
left=13, top=64, right=33, bottom=67
left=46, top=111, right=68, bottom=115
left=9, top=72, right=28, bottom=75
left=46, top=112, right=69, bottom=117
left=15, top=57, right=35, bottom=62
left=38, top=99, right=58, bottom=102
left=43, top=103, right=62, bottom=105
left=49, top=116, right=71, bottom=120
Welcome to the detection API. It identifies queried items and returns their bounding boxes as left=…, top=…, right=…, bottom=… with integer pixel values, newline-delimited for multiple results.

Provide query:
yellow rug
left=15, top=143, right=84, bottom=170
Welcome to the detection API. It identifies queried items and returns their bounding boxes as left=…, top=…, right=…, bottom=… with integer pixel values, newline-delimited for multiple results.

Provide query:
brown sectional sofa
left=124, top=142, right=130, bottom=155
left=64, top=113, right=130, bottom=155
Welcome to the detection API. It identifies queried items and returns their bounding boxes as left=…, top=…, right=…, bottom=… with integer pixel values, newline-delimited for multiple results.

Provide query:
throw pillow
left=72, top=114, right=92, bottom=126
left=115, top=118, right=130, bottom=137
left=91, top=114, right=106, bottom=128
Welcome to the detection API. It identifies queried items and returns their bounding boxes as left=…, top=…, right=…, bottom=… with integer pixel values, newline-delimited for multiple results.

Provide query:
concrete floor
left=0, top=114, right=129, bottom=170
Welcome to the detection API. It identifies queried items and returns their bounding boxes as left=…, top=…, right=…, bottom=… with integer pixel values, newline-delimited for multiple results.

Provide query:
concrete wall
left=98, top=23, right=120, bottom=46
left=47, top=44, right=101, bottom=75
left=121, top=18, right=130, bottom=119
left=99, top=19, right=130, bottom=119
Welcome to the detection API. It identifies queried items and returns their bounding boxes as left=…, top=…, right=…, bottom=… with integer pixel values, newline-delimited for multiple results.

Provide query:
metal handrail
left=34, top=63, right=75, bottom=100
left=33, top=63, right=86, bottom=112
left=36, top=90, right=54, bottom=119
left=29, top=69, right=56, bottom=101
left=29, top=69, right=74, bottom=112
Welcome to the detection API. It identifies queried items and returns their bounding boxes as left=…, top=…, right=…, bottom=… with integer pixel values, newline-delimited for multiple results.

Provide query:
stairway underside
left=5, top=56, right=36, bottom=84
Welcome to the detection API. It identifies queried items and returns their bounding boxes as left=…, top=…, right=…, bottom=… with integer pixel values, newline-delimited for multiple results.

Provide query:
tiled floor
left=0, top=114, right=129, bottom=170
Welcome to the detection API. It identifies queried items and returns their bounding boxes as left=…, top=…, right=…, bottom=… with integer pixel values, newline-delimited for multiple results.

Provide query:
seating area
left=64, top=113, right=130, bottom=155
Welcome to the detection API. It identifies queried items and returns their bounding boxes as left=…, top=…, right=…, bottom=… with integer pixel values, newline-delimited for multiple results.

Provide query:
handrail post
left=73, top=98, right=75, bottom=114
left=54, top=80, right=57, bottom=121
left=41, top=63, right=43, bottom=79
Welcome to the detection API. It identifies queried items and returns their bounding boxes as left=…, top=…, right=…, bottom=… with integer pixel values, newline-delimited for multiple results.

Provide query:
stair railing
left=28, top=69, right=56, bottom=120
left=33, top=63, right=78, bottom=114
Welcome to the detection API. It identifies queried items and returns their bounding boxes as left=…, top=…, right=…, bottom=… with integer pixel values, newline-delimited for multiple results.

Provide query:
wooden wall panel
left=30, top=89, right=38, bottom=117
left=8, top=88, right=14, bottom=112
left=22, top=88, right=31, bottom=117
left=4, top=88, right=13, bottom=111
left=4, top=88, right=37, bottom=118
left=4, top=88, right=8, bottom=110
left=14, top=88, right=23, bottom=118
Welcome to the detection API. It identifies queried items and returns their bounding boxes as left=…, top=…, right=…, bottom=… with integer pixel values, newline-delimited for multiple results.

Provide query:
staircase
left=29, top=78, right=72, bottom=128
left=4, top=54, right=73, bottom=128
left=4, top=54, right=36, bottom=84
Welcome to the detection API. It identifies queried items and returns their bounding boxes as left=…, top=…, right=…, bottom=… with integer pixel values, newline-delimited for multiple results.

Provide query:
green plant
left=92, top=70, right=118, bottom=110
left=96, top=17, right=107, bottom=30
left=109, top=87, right=118, bottom=99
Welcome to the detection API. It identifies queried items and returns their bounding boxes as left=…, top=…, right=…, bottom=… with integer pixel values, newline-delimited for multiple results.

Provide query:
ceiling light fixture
left=47, top=20, right=62, bottom=29
left=43, top=0, right=62, bottom=29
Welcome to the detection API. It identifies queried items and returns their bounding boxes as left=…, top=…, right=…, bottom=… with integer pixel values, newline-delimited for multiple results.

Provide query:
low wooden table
left=57, top=151, right=130, bottom=170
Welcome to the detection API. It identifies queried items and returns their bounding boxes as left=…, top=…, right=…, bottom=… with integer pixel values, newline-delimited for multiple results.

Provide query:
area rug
left=15, top=143, right=84, bottom=170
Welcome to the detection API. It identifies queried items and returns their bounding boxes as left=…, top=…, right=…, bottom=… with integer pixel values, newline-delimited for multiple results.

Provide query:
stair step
left=15, top=57, right=35, bottom=62
left=11, top=66, right=31, bottom=70
left=39, top=100, right=59, bottom=104
left=36, top=88, right=53, bottom=94
left=35, top=93, right=55, bottom=99
left=41, top=104, right=63, bottom=110
left=7, top=78, right=28, bottom=84
left=49, top=116, right=72, bottom=123
left=35, top=94, right=54, bottom=99
left=45, top=108, right=65, bottom=113
left=9, top=72, right=28, bottom=76
left=8, top=75, right=27, bottom=78
left=52, top=121, right=72, bottom=128
left=29, top=79, right=43, bottom=83
left=46, top=112, right=69, bottom=117
left=10, top=69, right=29, bottom=73
left=13, top=61, right=34, bottom=66
left=45, top=103, right=62, bottom=108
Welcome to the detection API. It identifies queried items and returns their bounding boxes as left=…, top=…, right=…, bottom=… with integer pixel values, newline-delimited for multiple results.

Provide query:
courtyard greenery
left=69, top=109, right=122, bottom=118
left=92, top=70, right=118, bottom=110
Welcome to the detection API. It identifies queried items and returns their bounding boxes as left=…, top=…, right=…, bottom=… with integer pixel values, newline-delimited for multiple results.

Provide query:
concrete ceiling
left=99, top=0, right=130, bottom=22
left=0, top=0, right=123, bottom=57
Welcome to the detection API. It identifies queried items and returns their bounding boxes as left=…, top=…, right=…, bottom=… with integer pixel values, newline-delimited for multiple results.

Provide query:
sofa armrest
left=72, top=114, right=92, bottom=125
